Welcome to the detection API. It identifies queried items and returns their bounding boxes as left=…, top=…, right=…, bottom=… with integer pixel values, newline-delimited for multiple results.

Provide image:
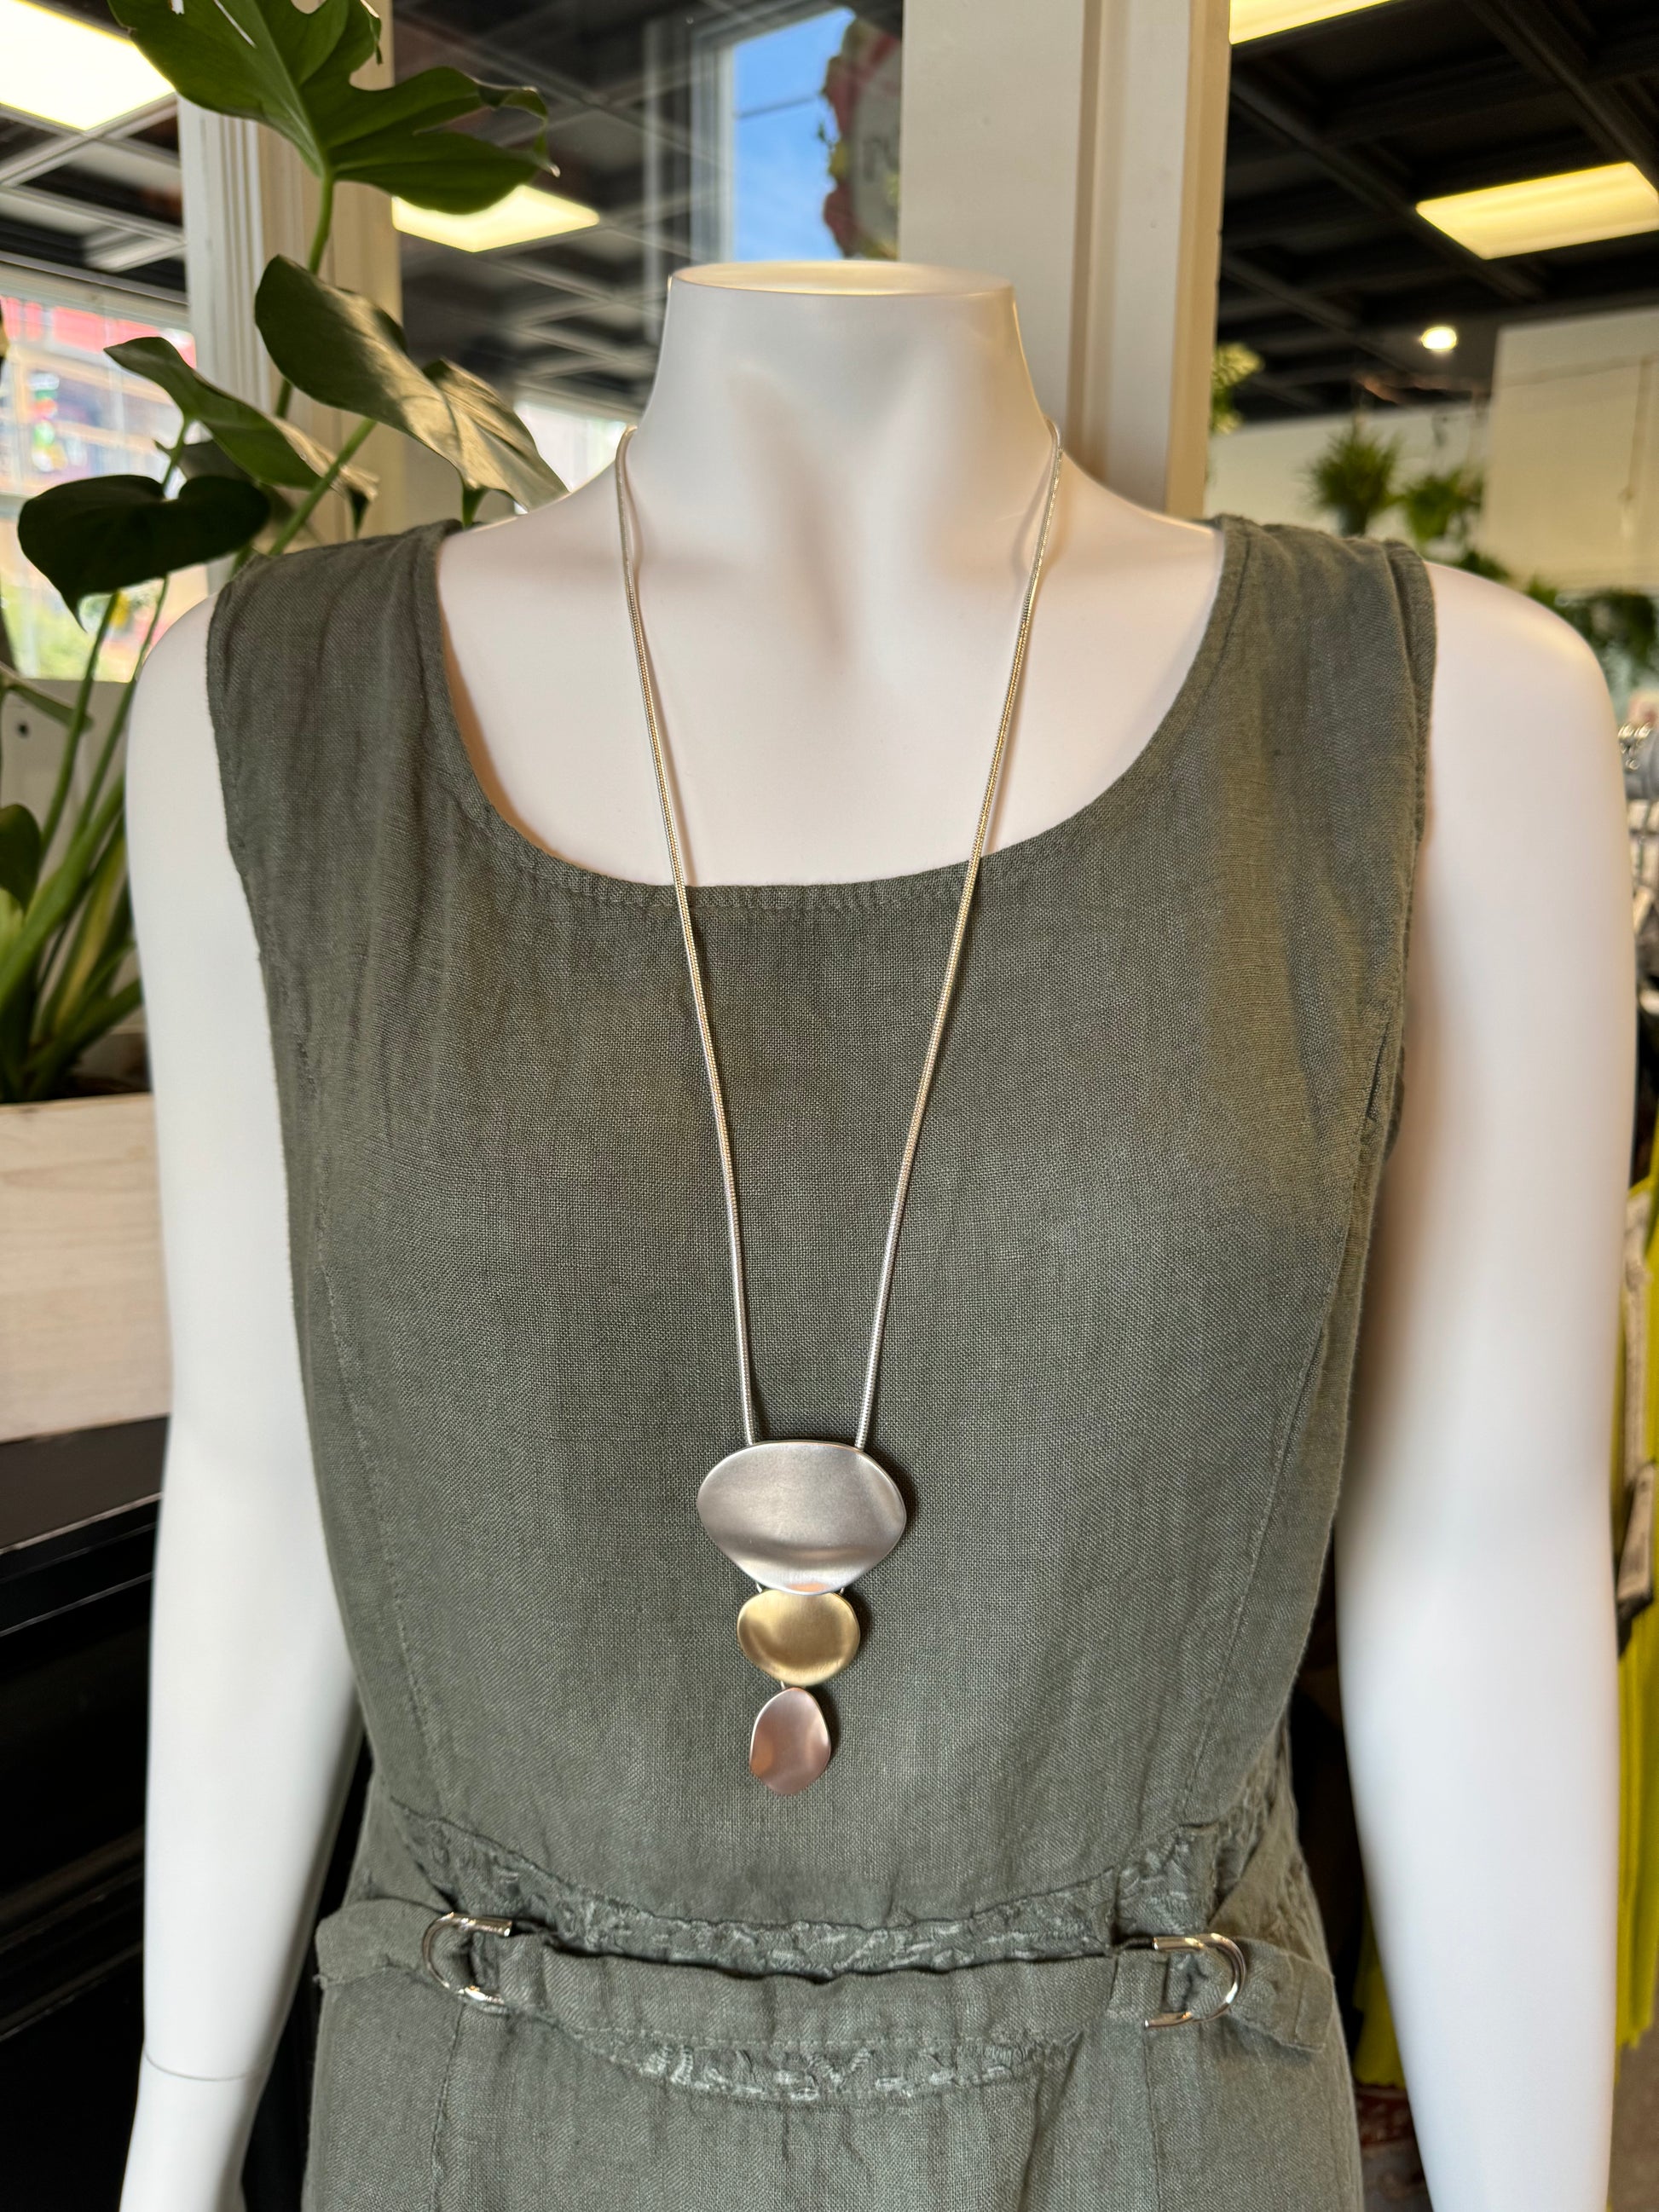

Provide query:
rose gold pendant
left=749, top=1687, right=831, bottom=1795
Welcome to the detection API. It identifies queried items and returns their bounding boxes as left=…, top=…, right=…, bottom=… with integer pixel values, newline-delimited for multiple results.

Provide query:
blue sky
left=731, top=9, right=854, bottom=262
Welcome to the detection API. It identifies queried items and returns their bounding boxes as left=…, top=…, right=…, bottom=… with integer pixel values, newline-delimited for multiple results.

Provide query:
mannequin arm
left=1338, top=567, right=1629, bottom=2211
left=121, top=601, right=361, bottom=2212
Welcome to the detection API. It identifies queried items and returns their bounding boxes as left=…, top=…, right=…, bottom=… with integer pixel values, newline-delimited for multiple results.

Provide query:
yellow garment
left=1616, top=1166, right=1659, bottom=2053
left=1350, top=1907, right=1405, bottom=2089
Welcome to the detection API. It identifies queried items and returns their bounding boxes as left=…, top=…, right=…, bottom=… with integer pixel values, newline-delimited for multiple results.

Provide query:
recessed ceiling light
left=1419, top=325, right=1458, bottom=353
left=1416, top=163, right=1659, bottom=258
left=391, top=187, right=601, bottom=254
left=0, top=0, right=171, bottom=131
left=1230, top=0, right=1396, bottom=42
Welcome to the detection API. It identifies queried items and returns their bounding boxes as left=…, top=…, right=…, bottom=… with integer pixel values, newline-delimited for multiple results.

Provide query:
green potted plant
left=1303, top=419, right=1402, bottom=537
left=0, top=0, right=566, bottom=1441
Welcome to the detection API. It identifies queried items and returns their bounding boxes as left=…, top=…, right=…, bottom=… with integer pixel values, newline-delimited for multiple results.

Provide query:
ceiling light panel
left=1416, top=163, right=1659, bottom=258
left=0, top=0, right=171, bottom=131
left=1230, top=0, right=1396, bottom=42
left=391, top=187, right=601, bottom=254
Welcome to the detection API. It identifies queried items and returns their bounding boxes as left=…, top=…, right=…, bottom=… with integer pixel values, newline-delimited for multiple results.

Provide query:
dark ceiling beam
left=1415, top=128, right=1612, bottom=199
left=496, top=259, right=661, bottom=336
left=1234, top=368, right=1324, bottom=413
left=1219, top=248, right=1359, bottom=336
left=1320, top=55, right=1547, bottom=145
left=1591, top=26, right=1659, bottom=84
left=514, top=287, right=658, bottom=333
left=1313, top=22, right=1659, bottom=148
left=1215, top=303, right=1340, bottom=344
left=1459, top=0, right=1659, bottom=188
left=1223, top=252, right=1659, bottom=369
left=1218, top=253, right=1449, bottom=379
left=517, top=326, right=658, bottom=377
left=1317, top=24, right=1659, bottom=145
left=1223, top=184, right=1389, bottom=249
left=1223, top=225, right=1501, bottom=297
left=396, top=2, right=694, bottom=161
left=1248, top=359, right=1376, bottom=388
left=1228, top=64, right=1543, bottom=302
left=1219, top=316, right=1404, bottom=364
left=1246, top=360, right=1433, bottom=395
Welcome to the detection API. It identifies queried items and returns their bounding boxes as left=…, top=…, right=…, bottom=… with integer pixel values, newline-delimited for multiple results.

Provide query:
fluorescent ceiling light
left=1419, top=324, right=1458, bottom=353
left=1417, top=162, right=1659, bottom=258
left=1230, top=0, right=1395, bottom=42
left=0, top=0, right=171, bottom=130
left=391, top=187, right=600, bottom=253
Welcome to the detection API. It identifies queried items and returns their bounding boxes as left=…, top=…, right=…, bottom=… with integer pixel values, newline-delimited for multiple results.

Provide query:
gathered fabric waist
left=315, top=1734, right=1338, bottom=2082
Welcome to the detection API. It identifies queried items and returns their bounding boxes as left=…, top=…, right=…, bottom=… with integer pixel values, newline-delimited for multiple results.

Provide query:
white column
left=175, top=24, right=415, bottom=534
left=899, top=0, right=1230, bottom=517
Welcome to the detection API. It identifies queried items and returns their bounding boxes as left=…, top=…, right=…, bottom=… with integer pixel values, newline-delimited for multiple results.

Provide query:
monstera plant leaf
left=111, top=0, right=546, bottom=213
left=18, top=475, right=272, bottom=622
left=0, top=806, right=41, bottom=910
left=424, top=361, right=565, bottom=511
left=106, top=335, right=373, bottom=495
left=255, top=257, right=564, bottom=506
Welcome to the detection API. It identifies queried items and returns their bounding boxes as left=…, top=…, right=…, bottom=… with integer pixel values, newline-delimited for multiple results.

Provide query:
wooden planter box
left=0, top=1094, right=170, bottom=1443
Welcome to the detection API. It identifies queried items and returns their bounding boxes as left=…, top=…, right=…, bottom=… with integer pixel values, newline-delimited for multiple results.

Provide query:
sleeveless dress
left=205, top=509, right=1433, bottom=2212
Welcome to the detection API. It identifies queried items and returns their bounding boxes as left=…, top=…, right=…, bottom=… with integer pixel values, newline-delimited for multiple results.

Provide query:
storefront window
left=0, top=273, right=203, bottom=678
left=725, top=9, right=900, bottom=264
left=392, top=2, right=903, bottom=482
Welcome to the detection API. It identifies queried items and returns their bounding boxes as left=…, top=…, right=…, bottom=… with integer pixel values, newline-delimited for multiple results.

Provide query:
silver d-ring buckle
left=1124, top=1931, right=1248, bottom=2029
left=421, top=1910, right=515, bottom=2009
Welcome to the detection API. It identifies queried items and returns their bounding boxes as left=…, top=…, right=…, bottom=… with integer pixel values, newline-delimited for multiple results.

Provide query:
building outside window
left=0, top=271, right=200, bottom=678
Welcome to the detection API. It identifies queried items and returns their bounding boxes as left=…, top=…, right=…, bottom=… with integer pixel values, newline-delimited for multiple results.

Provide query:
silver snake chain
left=613, top=420, right=1066, bottom=1455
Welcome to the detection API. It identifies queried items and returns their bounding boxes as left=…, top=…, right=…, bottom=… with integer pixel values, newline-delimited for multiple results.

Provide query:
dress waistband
left=315, top=1742, right=1336, bottom=2069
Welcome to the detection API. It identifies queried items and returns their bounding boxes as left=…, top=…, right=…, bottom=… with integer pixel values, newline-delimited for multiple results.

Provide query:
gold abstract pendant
left=737, top=1590, right=860, bottom=1686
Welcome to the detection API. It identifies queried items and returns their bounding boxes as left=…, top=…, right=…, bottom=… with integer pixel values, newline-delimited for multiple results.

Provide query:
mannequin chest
left=434, top=474, right=1224, bottom=889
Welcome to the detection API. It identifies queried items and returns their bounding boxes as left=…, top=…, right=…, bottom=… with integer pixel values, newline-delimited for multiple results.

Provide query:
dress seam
left=314, top=1178, right=445, bottom=1802
left=1175, top=989, right=1404, bottom=1809
left=426, top=2001, right=464, bottom=2212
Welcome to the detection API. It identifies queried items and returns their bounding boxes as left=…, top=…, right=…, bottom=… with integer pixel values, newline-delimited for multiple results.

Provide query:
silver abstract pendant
left=697, top=1441, right=906, bottom=1593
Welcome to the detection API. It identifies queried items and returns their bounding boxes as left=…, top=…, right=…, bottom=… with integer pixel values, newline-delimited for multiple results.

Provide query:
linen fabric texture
left=205, top=511, right=1434, bottom=2211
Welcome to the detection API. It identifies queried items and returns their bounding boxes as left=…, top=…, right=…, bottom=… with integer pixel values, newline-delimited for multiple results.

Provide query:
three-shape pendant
left=697, top=1440, right=905, bottom=1793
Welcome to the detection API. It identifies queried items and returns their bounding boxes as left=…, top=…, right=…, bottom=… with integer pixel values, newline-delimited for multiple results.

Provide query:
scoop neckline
left=413, top=498, right=1251, bottom=912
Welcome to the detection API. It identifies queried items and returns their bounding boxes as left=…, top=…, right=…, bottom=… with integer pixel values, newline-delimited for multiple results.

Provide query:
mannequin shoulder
left=1427, top=559, right=1613, bottom=748
left=1421, top=561, right=1620, bottom=859
left=128, top=594, right=217, bottom=796
left=439, top=469, right=617, bottom=599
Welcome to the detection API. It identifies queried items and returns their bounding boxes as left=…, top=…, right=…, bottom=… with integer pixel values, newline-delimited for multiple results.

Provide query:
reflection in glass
left=393, top=3, right=904, bottom=456
left=0, top=273, right=204, bottom=677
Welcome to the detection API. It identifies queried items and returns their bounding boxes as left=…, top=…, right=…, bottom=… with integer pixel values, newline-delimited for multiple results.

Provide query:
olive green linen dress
left=205, top=509, right=1432, bottom=2212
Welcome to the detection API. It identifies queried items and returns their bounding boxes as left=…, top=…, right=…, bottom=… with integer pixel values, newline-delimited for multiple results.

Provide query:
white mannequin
left=121, top=264, right=1629, bottom=2212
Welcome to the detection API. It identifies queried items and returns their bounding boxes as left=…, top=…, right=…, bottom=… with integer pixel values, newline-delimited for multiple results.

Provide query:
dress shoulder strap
left=205, top=519, right=456, bottom=1044
left=1211, top=516, right=1435, bottom=962
left=1232, top=517, right=1433, bottom=834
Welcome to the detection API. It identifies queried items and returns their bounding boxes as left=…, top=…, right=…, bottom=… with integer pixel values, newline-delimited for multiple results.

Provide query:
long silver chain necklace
left=614, top=421, right=1064, bottom=1794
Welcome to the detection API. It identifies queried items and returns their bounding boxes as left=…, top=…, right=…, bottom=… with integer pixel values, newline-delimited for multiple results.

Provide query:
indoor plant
left=0, top=0, right=566, bottom=1438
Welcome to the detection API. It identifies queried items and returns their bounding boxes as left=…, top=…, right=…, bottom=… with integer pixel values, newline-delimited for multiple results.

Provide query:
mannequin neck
left=623, top=263, right=1056, bottom=563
